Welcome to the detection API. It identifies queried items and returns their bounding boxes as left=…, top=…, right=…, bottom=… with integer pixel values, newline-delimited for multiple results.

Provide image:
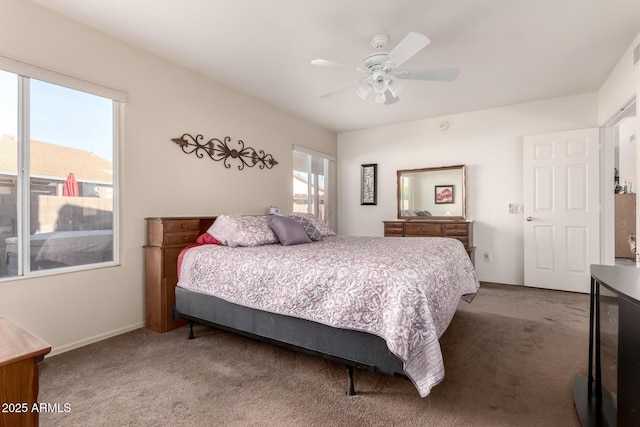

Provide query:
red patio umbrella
left=63, top=172, right=79, bottom=197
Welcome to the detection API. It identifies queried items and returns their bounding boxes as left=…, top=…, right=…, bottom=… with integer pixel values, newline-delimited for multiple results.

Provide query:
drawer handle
left=181, top=236, right=188, bottom=241
left=419, top=227, right=426, bottom=232
left=181, top=223, right=188, bottom=229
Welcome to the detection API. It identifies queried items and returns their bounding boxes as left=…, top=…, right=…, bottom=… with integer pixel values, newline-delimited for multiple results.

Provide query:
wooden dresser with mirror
left=383, top=219, right=474, bottom=264
left=385, top=164, right=474, bottom=264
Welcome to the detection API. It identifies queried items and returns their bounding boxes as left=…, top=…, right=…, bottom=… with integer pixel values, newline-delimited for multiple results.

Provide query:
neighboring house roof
left=0, top=134, right=112, bottom=184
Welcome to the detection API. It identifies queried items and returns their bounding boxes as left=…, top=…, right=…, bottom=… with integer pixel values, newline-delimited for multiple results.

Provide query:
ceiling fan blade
left=319, top=77, right=370, bottom=98
left=386, top=32, right=431, bottom=68
left=392, top=68, right=460, bottom=81
left=311, top=59, right=364, bottom=73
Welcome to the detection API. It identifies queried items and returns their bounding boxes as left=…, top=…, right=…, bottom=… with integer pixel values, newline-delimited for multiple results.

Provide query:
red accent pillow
left=178, top=233, right=223, bottom=279
left=196, top=232, right=223, bottom=245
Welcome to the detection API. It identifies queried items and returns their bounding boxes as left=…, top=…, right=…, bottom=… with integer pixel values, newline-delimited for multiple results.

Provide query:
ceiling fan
left=311, top=32, right=459, bottom=105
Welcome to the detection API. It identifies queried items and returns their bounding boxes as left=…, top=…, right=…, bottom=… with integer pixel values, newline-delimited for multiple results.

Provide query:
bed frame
left=172, top=218, right=406, bottom=395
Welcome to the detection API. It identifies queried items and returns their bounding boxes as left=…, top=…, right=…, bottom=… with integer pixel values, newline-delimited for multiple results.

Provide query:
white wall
left=0, top=0, right=336, bottom=354
left=338, top=93, right=598, bottom=285
left=598, top=32, right=640, bottom=126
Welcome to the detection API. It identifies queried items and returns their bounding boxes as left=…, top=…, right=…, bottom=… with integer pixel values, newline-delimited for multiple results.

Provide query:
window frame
left=0, top=56, right=125, bottom=281
left=292, top=145, right=336, bottom=231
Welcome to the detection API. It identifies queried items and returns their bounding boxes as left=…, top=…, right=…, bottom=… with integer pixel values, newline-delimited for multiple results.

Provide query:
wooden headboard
left=199, top=217, right=217, bottom=233
left=144, top=216, right=217, bottom=333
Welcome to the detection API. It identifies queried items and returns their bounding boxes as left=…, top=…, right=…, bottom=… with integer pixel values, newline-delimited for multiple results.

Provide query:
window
left=292, top=146, right=335, bottom=230
left=0, top=58, right=125, bottom=279
left=400, top=174, right=414, bottom=214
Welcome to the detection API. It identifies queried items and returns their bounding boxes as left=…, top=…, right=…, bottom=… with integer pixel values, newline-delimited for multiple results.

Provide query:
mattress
left=178, top=235, right=479, bottom=397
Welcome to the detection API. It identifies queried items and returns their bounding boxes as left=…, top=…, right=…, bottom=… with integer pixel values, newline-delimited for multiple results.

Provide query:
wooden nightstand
left=144, top=217, right=216, bottom=333
left=0, top=318, right=51, bottom=427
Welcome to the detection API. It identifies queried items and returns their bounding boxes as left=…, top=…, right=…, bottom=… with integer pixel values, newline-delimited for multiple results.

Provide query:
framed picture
left=435, top=185, right=454, bottom=204
left=361, top=164, right=377, bottom=205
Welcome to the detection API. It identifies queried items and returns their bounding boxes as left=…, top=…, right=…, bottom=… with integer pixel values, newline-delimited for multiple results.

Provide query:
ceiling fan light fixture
left=371, top=71, right=388, bottom=94
left=312, top=31, right=458, bottom=106
left=387, top=82, right=400, bottom=98
left=373, top=81, right=387, bottom=94
left=356, top=82, right=372, bottom=100
left=384, top=88, right=399, bottom=105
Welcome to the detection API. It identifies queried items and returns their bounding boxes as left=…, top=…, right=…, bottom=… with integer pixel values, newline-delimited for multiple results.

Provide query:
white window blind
left=0, top=55, right=127, bottom=103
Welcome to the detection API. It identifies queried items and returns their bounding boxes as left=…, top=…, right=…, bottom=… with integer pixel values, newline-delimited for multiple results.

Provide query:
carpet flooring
left=38, top=283, right=590, bottom=426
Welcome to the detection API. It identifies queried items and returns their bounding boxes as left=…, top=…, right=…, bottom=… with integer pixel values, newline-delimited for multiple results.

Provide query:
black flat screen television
left=574, top=265, right=640, bottom=427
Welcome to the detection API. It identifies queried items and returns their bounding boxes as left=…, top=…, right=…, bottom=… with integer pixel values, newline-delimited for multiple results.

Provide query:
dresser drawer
left=384, top=222, right=404, bottom=236
left=162, top=231, right=199, bottom=246
left=405, top=222, right=442, bottom=236
left=444, top=223, right=469, bottom=236
left=163, top=219, right=200, bottom=233
left=147, top=218, right=201, bottom=246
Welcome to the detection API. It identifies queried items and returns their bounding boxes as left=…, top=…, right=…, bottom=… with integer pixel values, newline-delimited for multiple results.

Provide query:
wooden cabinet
left=0, top=318, right=51, bottom=427
left=615, top=193, right=636, bottom=259
left=144, top=217, right=216, bottom=333
left=383, top=220, right=474, bottom=264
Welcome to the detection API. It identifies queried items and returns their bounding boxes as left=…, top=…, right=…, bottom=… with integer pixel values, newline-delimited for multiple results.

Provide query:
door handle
left=526, top=216, right=534, bottom=222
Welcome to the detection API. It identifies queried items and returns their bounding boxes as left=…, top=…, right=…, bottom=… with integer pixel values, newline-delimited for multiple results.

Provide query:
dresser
left=0, top=318, right=51, bottom=427
left=383, top=220, right=474, bottom=264
left=144, top=217, right=216, bottom=333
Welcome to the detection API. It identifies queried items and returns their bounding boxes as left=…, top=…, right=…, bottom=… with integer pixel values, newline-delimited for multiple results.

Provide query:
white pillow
left=207, top=215, right=278, bottom=247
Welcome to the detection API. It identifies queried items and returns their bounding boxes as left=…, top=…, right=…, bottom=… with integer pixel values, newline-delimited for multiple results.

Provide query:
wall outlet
left=484, top=252, right=491, bottom=263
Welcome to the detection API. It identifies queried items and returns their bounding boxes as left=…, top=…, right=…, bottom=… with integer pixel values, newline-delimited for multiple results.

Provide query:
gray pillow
left=268, top=215, right=312, bottom=246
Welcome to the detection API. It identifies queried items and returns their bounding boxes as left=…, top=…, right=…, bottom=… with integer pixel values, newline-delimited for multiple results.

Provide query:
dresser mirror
left=397, top=165, right=466, bottom=220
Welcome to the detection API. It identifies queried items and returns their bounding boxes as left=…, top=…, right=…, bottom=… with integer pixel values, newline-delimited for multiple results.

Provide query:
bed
left=174, top=214, right=479, bottom=397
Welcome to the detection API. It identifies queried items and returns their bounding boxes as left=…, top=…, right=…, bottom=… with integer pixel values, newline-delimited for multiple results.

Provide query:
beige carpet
left=38, top=283, right=590, bottom=426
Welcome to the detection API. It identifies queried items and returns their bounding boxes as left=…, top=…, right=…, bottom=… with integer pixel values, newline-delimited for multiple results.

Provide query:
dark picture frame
left=435, top=185, right=454, bottom=204
left=361, top=164, right=377, bottom=205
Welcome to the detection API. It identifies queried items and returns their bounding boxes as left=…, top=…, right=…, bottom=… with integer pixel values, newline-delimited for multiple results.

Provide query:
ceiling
left=31, top=0, right=640, bottom=133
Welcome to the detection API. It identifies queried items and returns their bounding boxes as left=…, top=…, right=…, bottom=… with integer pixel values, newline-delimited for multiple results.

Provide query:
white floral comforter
left=178, top=235, right=479, bottom=397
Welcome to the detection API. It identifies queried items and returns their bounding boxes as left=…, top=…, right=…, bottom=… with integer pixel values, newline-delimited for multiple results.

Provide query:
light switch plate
left=509, top=203, right=523, bottom=214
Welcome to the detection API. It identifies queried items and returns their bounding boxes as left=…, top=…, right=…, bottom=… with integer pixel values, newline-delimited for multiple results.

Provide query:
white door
left=523, top=128, right=600, bottom=293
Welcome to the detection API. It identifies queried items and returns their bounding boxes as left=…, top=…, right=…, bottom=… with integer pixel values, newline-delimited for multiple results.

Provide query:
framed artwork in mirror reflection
left=435, top=185, right=454, bottom=204
left=361, top=164, right=377, bottom=205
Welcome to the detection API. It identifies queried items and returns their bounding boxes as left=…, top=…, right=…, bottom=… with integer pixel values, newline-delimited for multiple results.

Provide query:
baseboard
left=46, top=322, right=145, bottom=357
left=479, top=281, right=523, bottom=287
